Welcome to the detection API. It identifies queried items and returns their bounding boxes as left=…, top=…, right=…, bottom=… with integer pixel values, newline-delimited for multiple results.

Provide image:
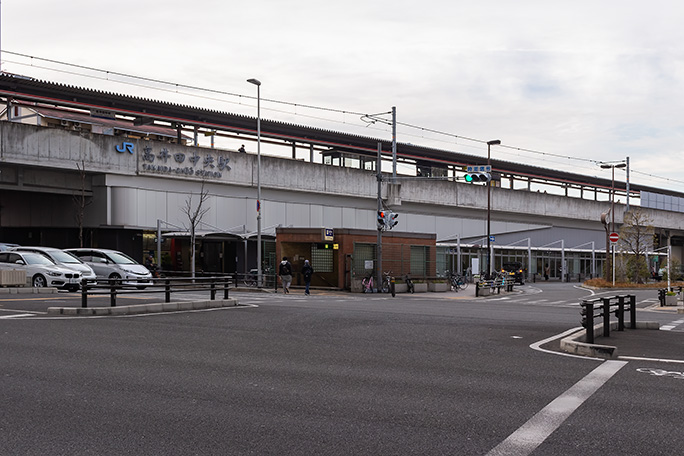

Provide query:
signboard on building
left=323, top=228, right=334, bottom=241
left=467, top=165, right=492, bottom=173
left=136, top=145, right=231, bottom=179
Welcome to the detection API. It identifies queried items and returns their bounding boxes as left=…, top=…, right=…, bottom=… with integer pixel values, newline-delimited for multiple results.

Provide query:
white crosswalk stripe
left=661, top=318, right=684, bottom=331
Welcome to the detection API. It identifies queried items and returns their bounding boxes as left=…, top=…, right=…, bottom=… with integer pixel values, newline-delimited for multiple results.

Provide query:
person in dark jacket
left=301, top=260, right=314, bottom=296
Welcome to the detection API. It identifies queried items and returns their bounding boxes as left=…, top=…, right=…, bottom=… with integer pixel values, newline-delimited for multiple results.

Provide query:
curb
left=47, top=298, right=239, bottom=316
left=559, top=321, right=660, bottom=360
left=0, top=287, right=59, bottom=294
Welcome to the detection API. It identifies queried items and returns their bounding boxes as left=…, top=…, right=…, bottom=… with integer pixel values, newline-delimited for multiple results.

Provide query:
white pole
left=612, top=243, right=616, bottom=286
left=527, top=238, right=532, bottom=282
left=457, top=234, right=461, bottom=275
left=667, top=244, right=672, bottom=291
left=561, top=239, right=565, bottom=282
left=625, top=156, right=630, bottom=213
left=156, top=219, right=162, bottom=269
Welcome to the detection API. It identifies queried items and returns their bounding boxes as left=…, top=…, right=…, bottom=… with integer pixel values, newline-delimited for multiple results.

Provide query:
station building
left=1, top=73, right=683, bottom=288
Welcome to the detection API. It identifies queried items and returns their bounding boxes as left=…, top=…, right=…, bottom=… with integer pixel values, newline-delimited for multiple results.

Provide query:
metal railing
left=80, top=276, right=234, bottom=308
left=579, top=295, right=636, bottom=344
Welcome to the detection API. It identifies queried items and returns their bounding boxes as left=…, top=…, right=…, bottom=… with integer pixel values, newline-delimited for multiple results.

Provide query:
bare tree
left=182, top=180, right=210, bottom=279
left=72, top=160, right=92, bottom=247
left=618, top=209, right=654, bottom=283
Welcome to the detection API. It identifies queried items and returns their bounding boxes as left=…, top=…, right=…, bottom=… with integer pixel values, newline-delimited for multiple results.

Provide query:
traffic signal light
left=464, top=172, right=491, bottom=183
left=387, top=212, right=398, bottom=229
left=377, top=210, right=386, bottom=229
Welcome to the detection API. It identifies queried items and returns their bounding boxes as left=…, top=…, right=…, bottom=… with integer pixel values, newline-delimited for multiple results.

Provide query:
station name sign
left=116, top=142, right=231, bottom=179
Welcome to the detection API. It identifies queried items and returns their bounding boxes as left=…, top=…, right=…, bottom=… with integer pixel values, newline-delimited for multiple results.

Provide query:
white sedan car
left=11, top=246, right=96, bottom=286
left=0, top=251, right=82, bottom=290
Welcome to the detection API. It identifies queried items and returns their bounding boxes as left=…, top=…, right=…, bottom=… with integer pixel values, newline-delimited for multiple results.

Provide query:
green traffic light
left=464, top=174, right=473, bottom=182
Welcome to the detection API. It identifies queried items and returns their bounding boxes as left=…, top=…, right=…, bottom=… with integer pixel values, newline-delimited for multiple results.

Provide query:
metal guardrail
left=580, top=295, right=636, bottom=344
left=80, top=276, right=233, bottom=308
left=658, top=287, right=683, bottom=306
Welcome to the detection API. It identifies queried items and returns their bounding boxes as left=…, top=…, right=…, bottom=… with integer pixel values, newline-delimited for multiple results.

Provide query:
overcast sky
left=2, top=0, right=683, bottom=191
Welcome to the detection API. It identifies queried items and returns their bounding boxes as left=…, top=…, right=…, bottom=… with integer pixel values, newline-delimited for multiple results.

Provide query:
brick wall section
left=276, top=228, right=436, bottom=289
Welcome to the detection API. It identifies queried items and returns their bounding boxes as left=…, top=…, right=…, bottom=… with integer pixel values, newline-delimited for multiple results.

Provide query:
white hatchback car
left=11, top=246, right=97, bottom=287
left=0, top=251, right=82, bottom=290
left=65, top=248, right=152, bottom=288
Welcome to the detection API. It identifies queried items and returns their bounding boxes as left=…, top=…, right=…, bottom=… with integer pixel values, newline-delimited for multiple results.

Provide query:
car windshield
left=106, top=252, right=138, bottom=265
left=23, top=252, right=56, bottom=266
left=49, top=250, right=83, bottom=264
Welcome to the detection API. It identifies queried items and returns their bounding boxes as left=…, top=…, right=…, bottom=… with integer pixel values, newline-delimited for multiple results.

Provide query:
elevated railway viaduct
left=0, top=74, right=682, bottom=285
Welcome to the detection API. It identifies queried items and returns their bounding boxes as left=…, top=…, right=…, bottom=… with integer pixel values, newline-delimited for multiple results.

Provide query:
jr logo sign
left=116, top=142, right=135, bottom=154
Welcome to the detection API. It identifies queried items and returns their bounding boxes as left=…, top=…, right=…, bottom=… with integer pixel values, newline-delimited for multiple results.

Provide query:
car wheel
left=109, top=273, right=122, bottom=286
left=32, top=274, right=47, bottom=288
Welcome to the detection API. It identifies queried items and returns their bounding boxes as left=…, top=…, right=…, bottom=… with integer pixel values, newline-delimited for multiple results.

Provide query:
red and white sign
left=609, top=232, right=619, bottom=243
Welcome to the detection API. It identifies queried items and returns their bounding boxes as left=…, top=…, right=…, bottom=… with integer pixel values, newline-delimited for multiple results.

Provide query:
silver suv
left=12, top=247, right=96, bottom=286
left=65, top=248, right=152, bottom=288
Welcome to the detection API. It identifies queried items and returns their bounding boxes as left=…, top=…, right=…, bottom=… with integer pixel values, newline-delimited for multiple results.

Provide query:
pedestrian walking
left=279, top=256, right=293, bottom=293
left=544, top=264, right=550, bottom=281
left=302, top=259, right=313, bottom=295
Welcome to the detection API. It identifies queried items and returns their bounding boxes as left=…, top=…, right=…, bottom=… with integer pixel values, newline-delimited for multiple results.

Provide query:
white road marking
left=0, top=313, right=35, bottom=319
left=486, top=360, right=627, bottom=456
left=620, top=355, right=684, bottom=364
left=661, top=318, right=684, bottom=331
left=529, top=327, right=604, bottom=361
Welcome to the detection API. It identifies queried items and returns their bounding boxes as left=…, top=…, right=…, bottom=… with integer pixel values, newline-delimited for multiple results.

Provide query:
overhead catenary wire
left=0, top=50, right=679, bottom=190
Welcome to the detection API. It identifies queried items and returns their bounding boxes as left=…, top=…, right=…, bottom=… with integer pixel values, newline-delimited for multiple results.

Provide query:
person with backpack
left=279, top=256, right=293, bottom=293
left=301, top=259, right=314, bottom=296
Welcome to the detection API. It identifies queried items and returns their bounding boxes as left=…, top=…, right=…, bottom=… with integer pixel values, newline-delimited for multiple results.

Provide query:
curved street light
left=486, top=139, right=501, bottom=278
left=599, top=160, right=627, bottom=285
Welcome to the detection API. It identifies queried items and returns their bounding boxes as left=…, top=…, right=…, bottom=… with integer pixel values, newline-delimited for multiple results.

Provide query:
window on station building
left=311, top=243, right=334, bottom=273
left=352, top=243, right=376, bottom=277
left=410, top=245, right=428, bottom=277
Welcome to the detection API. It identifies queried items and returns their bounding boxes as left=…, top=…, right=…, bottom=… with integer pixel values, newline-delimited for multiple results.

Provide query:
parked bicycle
left=362, top=274, right=375, bottom=293
left=243, top=269, right=258, bottom=287
left=382, top=271, right=396, bottom=297
left=404, top=274, right=415, bottom=294
left=446, top=270, right=468, bottom=291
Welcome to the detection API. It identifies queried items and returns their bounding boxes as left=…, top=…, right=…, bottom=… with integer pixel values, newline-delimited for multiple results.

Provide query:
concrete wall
left=2, top=122, right=684, bottom=249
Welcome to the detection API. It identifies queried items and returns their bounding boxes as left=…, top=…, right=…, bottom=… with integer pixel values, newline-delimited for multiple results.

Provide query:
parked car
left=64, top=248, right=152, bottom=288
left=11, top=246, right=96, bottom=285
left=0, top=251, right=82, bottom=290
left=502, top=261, right=525, bottom=285
left=0, top=242, right=20, bottom=252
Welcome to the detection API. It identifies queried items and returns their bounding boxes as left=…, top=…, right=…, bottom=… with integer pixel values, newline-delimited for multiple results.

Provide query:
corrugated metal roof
left=13, top=101, right=190, bottom=139
left=0, top=72, right=674, bottom=197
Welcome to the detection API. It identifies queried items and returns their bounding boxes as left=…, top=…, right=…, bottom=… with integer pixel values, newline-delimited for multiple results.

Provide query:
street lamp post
left=600, top=160, right=627, bottom=285
left=247, top=78, right=262, bottom=285
left=486, top=139, right=501, bottom=278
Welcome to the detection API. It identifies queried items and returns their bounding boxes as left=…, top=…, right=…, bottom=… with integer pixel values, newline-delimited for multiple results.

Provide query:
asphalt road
left=1, top=283, right=682, bottom=455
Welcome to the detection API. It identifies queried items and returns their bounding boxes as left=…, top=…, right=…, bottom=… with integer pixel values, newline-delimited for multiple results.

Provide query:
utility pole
left=376, top=143, right=383, bottom=291
left=391, top=107, right=397, bottom=182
